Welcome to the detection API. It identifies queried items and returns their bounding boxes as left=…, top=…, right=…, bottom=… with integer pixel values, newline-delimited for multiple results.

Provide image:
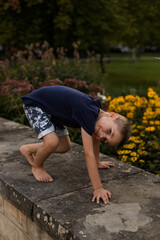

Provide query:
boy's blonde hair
left=114, top=115, right=132, bottom=148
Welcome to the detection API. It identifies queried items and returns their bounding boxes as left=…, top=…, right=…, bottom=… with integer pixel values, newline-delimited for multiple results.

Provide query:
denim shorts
left=23, top=105, right=69, bottom=139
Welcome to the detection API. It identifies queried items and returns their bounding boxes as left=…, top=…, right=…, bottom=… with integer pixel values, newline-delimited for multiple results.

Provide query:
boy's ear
left=108, top=112, right=119, bottom=119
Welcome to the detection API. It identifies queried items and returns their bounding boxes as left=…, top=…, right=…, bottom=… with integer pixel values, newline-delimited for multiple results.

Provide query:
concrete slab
left=0, top=117, right=160, bottom=240
left=35, top=171, right=160, bottom=240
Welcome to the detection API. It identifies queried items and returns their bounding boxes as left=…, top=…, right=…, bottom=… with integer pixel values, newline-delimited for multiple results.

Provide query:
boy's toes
left=44, top=176, right=50, bottom=182
left=49, top=177, right=53, bottom=182
left=32, top=167, right=53, bottom=183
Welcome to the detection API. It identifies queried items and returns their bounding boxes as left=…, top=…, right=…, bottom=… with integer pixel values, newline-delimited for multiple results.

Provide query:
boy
left=20, top=85, right=132, bottom=204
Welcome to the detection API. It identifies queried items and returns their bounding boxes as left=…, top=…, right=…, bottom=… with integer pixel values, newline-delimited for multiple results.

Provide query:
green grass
left=100, top=55, right=160, bottom=97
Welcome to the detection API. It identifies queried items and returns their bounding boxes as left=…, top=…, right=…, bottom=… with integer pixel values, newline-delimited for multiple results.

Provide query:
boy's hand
left=92, top=188, right=111, bottom=204
left=98, top=161, right=115, bottom=169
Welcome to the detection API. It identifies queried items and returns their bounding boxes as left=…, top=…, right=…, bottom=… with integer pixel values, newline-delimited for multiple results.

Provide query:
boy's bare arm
left=92, top=134, right=115, bottom=169
left=92, top=134, right=100, bottom=165
left=81, top=128, right=111, bottom=204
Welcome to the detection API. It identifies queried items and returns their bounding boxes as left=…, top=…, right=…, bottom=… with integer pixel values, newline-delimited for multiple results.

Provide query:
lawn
left=100, top=55, right=160, bottom=97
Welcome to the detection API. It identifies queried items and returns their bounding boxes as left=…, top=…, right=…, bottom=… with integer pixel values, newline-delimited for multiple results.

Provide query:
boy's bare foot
left=32, top=167, right=53, bottom=182
left=20, top=145, right=34, bottom=167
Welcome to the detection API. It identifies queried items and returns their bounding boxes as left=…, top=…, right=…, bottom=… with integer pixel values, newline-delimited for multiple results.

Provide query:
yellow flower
left=137, top=125, right=144, bottom=129
left=140, top=131, right=145, bottom=137
left=132, top=124, right=137, bottom=129
left=125, top=150, right=132, bottom=154
left=126, top=161, right=132, bottom=165
left=105, top=96, right=111, bottom=102
left=142, top=151, right=148, bottom=156
left=117, top=150, right=122, bottom=155
left=137, top=149, right=143, bottom=155
left=52, top=59, right=56, bottom=65
left=121, top=155, right=128, bottom=162
left=142, top=120, right=147, bottom=124
left=145, top=126, right=155, bottom=132
left=143, top=108, right=156, bottom=119
left=132, top=129, right=138, bottom=133
left=129, top=106, right=136, bottom=112
left=123, top=143, right=136, bottom=149
left=147, top=88, right=157, bottom=98
left=134, top=139, right=143, bottom=143
left=155, top=120, right=160, bottom=125
left=127, top=112, right=134, bottom=119
left=155, top=102, right=160, bottom=107
left=125, top=95, right=135, bottom=102
left=130, top=152, right=137, bottom=157
left=139, top=159, right=145, bottom=163
left=117, top=96, right=125, bottom=103
left=131, top=157, right=137, bottom=162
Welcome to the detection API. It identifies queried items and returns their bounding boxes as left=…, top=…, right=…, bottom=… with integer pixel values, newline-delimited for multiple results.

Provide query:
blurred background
left=0, top=0, right=160, bottom=96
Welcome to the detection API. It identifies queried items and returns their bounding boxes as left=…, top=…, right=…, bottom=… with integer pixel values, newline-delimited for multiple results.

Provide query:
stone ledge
left=0, top=117, right=160, bottom=240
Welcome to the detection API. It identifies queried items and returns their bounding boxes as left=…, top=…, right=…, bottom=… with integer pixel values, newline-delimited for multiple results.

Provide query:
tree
left=0, top=0, right=125, bottom=73
left=119, top=0, right=160, bottom=60
left=54, top=0, right=125, bottom=73
left=0, top=0, right=58, bottom=48
left=1, top=0, right=160, bottom=68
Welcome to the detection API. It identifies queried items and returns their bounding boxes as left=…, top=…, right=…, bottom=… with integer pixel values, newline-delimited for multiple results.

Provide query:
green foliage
left=1, top=0, right=160, bottom=56
left=0, top=0, right=57, bottom=47
left=119, top=0, right=160, bottom=49
left=0, top=94, right=25, bottom=123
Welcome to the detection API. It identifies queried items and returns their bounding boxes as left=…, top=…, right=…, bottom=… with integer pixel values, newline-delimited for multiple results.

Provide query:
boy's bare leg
left=20, top=142, right=43, bottom=166
left=20, top=133, right=71, bottom=182
left=32, top=134, right=71, bottom=182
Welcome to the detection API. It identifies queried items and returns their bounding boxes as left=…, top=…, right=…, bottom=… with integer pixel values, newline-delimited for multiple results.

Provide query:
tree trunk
left=131, top=48, right=136, bottom=62
left=100, top=50, right=105, bottom=73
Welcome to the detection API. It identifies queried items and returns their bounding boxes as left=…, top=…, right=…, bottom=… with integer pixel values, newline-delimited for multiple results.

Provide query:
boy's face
left=94, top=113, right=122, bottom=147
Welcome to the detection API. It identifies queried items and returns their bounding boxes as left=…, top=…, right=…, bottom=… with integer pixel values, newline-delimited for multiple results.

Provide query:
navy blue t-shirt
left=21, top=86, right=101, bottom=136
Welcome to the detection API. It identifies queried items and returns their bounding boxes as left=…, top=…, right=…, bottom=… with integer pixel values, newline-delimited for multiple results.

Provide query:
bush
left=0, top=79, right=34, bottom=123
left=0, top=41, right=105, bottom=87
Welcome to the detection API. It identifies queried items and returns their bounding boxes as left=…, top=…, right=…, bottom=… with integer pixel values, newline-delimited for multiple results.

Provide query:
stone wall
left=0, top=195, right=53, bottom=240
left=0, top=117, right=160, bottom=240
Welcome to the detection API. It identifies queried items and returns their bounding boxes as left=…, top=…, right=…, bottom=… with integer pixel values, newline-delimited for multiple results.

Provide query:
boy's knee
left=62, top=142, right=71, bottom=153
left=44, top=137, right=60, bottom=153
left=56, top=138, right=71, bottom=153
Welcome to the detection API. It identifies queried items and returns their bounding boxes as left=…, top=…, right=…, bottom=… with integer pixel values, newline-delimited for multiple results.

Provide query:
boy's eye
left=107, top=129, right=112, bottom=135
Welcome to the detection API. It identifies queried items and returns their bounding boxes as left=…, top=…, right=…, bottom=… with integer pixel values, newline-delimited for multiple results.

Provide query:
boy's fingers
left=103, top=196, right=108, bottom=204
left=100, top=161, right=115, bottom=168
left=108, top=161, right=115, bottom=166
left=102, top=163, right=110, bottom=168
left=107, top=191, right=112, bottom=198
left=92, top=196, right=96, bottom=202
left=93, top=190, right=111, bottom=204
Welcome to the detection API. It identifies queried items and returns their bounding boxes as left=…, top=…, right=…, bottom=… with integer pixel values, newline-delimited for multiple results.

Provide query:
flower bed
left=104, top=87, right=160, bottom=176
left=0, top=77, right=159, bottom=175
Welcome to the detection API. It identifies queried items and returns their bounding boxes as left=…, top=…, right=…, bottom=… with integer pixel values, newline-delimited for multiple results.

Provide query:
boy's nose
left=102, top=132, right=107, bottom=138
